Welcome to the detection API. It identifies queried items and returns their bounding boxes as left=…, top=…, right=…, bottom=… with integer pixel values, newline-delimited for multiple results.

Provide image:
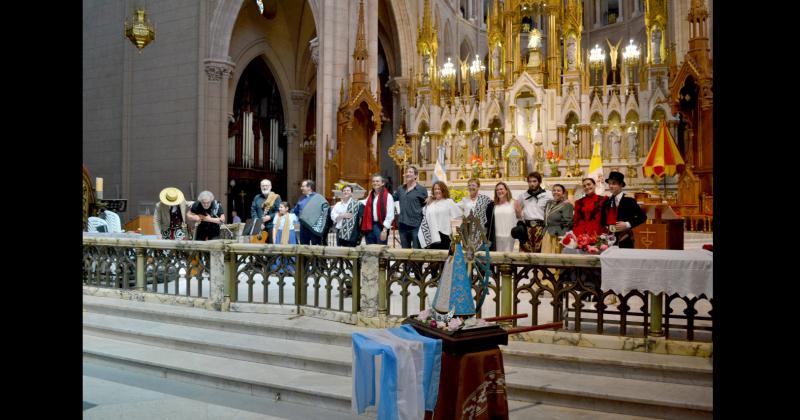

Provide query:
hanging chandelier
left=125, top=9, right=155, bottom=51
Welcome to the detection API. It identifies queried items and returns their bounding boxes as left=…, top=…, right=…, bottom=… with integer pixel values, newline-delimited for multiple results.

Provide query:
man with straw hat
left=153, top=187, right=194, bottom=240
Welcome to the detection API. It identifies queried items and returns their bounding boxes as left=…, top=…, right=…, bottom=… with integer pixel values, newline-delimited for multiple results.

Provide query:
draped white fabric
left=352, top=329, right=426, bottom=420
left=599, top=248, right=713, bottom=298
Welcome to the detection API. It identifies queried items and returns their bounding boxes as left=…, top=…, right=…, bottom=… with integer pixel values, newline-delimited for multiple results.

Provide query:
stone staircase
left=83, top=295, right=712, bottom=419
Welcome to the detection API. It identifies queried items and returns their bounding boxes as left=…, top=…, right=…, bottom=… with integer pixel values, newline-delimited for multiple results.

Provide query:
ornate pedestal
left=403, top=318, right=509, bottom=420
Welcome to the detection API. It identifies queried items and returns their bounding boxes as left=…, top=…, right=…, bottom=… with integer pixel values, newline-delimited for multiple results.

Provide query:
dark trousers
left=428, top=232, right=451, bottom=250
left=364, top=223, right=388, bottom=245
left=398, top=223, right=421, bottom=249
left=337, top=237, right=360, bottom=247
left=299, top=225, right=322, bottom=245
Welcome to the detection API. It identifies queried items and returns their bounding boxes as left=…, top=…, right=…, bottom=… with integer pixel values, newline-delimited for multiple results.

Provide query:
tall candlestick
left=96, top=177, right=104, bottom=199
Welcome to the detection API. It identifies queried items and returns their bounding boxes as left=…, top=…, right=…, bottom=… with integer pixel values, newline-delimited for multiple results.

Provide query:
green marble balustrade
left=82, top=234, right=711, bottom=345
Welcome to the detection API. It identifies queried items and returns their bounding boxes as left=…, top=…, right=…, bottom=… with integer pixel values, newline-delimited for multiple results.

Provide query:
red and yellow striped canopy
left=642, top=121, right=685, bottom=179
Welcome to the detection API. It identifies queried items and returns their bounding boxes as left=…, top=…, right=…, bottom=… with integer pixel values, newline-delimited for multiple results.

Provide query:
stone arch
left=228, top=40, right=293, bottom=126
left=208, top=0, right=319, bottom=61
left=608, top=110, right=621, bottom=126
left=443, top=20, right=453, bottom=60
left=385, top=0, right=414, bottom=78
left=565, top=111, right=579, bottom=126
left=652, top=107, right=667, bottom=121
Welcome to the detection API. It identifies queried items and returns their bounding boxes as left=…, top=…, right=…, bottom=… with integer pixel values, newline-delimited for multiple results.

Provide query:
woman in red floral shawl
left=572, top=178, right=607, bottom=236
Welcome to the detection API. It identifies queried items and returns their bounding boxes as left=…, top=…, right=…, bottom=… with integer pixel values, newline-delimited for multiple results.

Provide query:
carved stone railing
left=82, top=234, right=712, bottom=342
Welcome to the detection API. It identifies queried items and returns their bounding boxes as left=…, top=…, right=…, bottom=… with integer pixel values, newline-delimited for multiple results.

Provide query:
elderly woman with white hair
left=187, top=190, right=226, bottom=240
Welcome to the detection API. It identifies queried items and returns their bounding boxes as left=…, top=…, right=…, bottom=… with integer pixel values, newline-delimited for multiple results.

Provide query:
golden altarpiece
left=387, top=0, right=710, bottom=202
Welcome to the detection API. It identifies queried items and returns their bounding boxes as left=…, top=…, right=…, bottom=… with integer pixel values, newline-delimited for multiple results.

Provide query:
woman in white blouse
left=489, top=182, right=518, bottom=252
left=418, top=181, right=462, bottom=249
left=457, top=178, right=494, bottom=248
left=330, top=184, right=364, bottom=247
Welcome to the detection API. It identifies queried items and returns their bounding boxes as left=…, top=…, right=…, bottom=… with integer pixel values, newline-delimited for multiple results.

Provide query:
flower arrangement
left=413, top=308, right=491, bottom=332
left=546, top=150, right=563, bottom=166
left=560, top=231, right=612, bottom=254
left=449, top=188, right=468, bottom=203
left=469, top=154, right=484, bottom=166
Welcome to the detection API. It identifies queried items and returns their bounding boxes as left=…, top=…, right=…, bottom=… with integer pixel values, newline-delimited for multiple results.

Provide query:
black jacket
left=484, top=201, right=497, bottom=251
left=599, top=195, right=647, bottom=248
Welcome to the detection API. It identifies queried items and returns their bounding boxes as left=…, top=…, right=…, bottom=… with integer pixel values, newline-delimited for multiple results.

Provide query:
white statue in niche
left=420, top=133, right=430, bottom=164
left=457, top=132, right=468, bottom=164
left=471, top=131, right=481, bottom=156
left=609, top=125, right=622, bottom=160
left=568, top=124, right=578, bottom=145
left=566, top=35, right=577, bottom=71
left=492, top=45, right=502, bottom=78
left=443, top=133, right=452, bottom=163
left=651, top=26, right=662, bottom=64
left=592, top=125, right=603, bottom=158
left=422, top=54, right=431, bottom=82
left=627, top=124, right=639, bottom=160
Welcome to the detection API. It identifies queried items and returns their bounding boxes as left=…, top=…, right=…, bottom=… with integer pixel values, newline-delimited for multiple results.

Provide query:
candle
left=96, top=177, right=104, bottom=192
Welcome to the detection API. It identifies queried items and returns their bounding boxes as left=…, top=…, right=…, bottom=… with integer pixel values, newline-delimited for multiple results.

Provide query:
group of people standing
left=151, top=168, right=646, bottom=252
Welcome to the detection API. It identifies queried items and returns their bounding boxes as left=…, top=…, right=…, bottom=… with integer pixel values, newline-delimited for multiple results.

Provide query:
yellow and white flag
left=586, top=141, right=605, bottom=195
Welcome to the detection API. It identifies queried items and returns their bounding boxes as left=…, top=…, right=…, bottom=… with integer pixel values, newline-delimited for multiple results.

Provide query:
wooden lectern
left=403, top=318, right=509, bottom=420
left=633, top=203, right=684, bottom=250
left=124, top=215, right=156, bottom=235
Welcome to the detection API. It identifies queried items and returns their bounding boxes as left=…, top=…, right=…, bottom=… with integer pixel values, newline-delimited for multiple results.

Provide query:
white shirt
left=359, top=190, right=395, bottom=230
left=516, top=189, right=553, bottom=221
left=331, top=198, right=355, bottom=229
left=423, top=199, right=461, bottom=236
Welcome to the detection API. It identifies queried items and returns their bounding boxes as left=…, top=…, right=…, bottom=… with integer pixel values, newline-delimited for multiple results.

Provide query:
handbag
left=510, top=221, right=528, bottom=243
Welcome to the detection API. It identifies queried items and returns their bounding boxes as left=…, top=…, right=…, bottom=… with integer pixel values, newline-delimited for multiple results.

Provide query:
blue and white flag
left=432, top=159, right=447, bottom=184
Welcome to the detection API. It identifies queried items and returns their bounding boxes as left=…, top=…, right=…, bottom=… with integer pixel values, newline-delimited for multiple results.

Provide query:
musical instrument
left=249, top=192, right=280, bottom=244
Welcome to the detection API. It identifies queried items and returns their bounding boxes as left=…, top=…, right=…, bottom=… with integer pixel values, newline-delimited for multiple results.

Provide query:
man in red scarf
left=360, top=174, right=395, bottom=245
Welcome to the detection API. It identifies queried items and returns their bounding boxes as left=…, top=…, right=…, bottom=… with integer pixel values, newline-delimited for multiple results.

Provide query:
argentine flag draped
left=432, top=158, right=447, bottom=183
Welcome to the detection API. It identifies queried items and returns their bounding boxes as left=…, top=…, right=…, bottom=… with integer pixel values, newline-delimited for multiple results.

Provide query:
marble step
left=502, top=341, right=712, bottom=386
left=82, top=295, right=359, bottom=347
left=83, top=312, right=352, bottom=377
left=83, top=347, right=659, bottom=420
left=83, top=335, right=355, bottom=413
left=504, top=364, right=712, bottom=420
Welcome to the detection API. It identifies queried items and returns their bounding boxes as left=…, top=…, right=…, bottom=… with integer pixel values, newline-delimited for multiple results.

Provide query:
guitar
left=249, top=192, right=280, bottom=244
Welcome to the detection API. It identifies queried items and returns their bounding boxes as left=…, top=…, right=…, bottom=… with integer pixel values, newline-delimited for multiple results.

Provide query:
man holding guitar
left=250, top=179, right=281, bottom=243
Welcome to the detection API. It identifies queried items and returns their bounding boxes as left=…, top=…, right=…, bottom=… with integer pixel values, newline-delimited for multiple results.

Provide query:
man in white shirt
left=360, top=174, right=395, bottom=245
left=514, top=171, right=553, bottom=252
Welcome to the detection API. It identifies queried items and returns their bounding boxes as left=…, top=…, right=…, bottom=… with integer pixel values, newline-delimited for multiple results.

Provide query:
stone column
left=209, top=247, right=226, bottom=311
left=316, top=1, right=352, bottom=199
left=288, top=90, right=310, bottom=204
left=642, top=121, right=653, bottom=157
left=135, top=248, right=145, bottom=291
left=579, top=124, right=591, bottom=159
left=499, top=264, right=513, bottom=317
left=202, top=58, right=234, bottom=206
left=356, top=244, right=388, bottom=328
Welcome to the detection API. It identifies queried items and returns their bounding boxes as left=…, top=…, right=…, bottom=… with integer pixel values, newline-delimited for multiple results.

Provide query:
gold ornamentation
left=125, top=9, right=155, bottom=51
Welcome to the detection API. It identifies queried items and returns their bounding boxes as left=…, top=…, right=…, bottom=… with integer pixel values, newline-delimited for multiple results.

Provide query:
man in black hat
left=600, top=171, right=646, bottom=248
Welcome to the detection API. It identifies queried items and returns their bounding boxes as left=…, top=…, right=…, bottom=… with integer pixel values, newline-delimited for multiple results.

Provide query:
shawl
left=299, top=193, right=328, bottom=235
left=337, top=199, right=361, bottom=242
